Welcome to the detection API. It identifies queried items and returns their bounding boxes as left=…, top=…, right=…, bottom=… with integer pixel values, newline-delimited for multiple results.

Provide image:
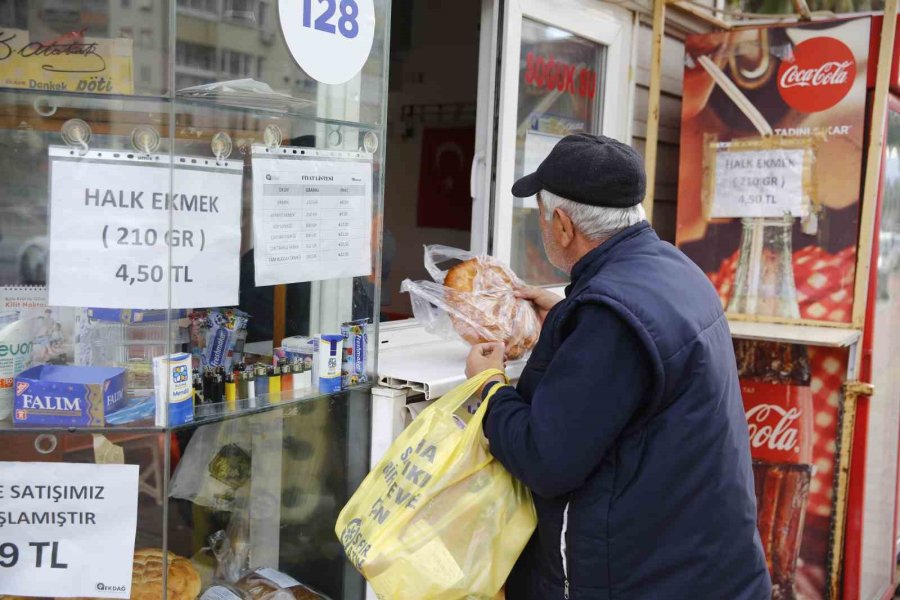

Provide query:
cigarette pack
left=341, top=319, right=368, bottom=388
left=13, top=365, right=127, bottom=427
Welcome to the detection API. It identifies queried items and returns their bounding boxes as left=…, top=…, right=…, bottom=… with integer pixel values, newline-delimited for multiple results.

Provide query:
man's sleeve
left=483, top=304, right=651, bottom=499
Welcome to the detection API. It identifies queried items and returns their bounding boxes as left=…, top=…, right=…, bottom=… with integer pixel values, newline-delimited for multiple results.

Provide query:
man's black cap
left=512, top=133, right=646, bottom=208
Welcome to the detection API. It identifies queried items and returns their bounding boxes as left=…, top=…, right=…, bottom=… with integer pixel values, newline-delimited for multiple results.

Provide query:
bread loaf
left=235, top=569, right=328, bottom=600
left=60, top=549, right=201, bottom=600
left=443, top=257, right=539, bottom=359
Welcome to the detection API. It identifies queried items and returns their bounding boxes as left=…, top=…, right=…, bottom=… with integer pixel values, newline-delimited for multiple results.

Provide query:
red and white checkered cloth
left=709, top=246, right=855, bottom=517
left=709, top=246, right=857, bottom=324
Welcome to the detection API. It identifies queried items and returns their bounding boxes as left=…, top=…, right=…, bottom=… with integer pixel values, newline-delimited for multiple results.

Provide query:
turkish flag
left=416, top=127, right=475, bottom=231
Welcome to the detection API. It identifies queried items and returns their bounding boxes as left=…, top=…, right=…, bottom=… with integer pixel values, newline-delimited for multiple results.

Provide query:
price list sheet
left=251, top=145, right=374, bottom=286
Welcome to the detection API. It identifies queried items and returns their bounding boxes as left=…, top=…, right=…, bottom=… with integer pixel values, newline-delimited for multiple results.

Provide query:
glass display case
left=0, top=1, right=388, bottom=598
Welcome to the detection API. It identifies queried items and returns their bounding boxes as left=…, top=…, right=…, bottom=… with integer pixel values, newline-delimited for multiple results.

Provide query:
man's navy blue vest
left=507, top=222, right=771, bottom=599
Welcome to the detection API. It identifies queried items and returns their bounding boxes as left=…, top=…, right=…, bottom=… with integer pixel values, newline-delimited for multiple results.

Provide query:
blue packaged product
left=340, top=319, right=368, bottom=388
left=14, top=365, right=127, bottom=427
left=318, top=334, right=343, bottom=394
left=104, top=396, right=156, bottom=425
left=87, top=308, right=187, bottom=324
left=153, top=352, right=194, bottom=427
left=201, top=309, right=249, bottom=370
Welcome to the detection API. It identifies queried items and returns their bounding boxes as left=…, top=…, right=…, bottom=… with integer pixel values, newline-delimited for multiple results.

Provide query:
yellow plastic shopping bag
left=336, top=369, right=536, bottom=600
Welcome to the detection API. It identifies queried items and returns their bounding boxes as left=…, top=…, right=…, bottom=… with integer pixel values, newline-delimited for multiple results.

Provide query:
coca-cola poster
left=677, top=18, right=871, bottom=324
left=735, top=339, right=850, bottom=600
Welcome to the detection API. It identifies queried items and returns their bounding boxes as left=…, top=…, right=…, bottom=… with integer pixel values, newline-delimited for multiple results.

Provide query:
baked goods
left=57, top=549, right=200, bottom=600
left=401, top=246, right=540, bottom=359
left=130, top=548, right=201, bottom=600
left=443, top=257, right=539, bottom=359
left=235, top=568, right=329, bottom=600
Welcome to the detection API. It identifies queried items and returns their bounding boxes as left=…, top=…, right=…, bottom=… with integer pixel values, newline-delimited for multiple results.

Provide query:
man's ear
left=553, top=208, right=576, bottom=248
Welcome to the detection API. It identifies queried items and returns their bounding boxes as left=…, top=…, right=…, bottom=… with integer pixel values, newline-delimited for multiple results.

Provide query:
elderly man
left=466, top=134, right=770, bottom=600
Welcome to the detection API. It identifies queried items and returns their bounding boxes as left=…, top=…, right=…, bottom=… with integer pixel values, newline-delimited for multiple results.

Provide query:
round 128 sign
left=278, top=0, right=376, bottom=85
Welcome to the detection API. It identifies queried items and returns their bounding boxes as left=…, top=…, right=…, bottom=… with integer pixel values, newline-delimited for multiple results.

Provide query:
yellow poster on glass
left=0, top=28, right=134, bottom=94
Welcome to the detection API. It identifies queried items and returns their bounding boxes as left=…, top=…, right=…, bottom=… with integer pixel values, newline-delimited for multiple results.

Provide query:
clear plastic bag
left=400, top=245, right=540, bottom=360
left=211, top=495, right=252, bottom=583
left=169, top=419, right=252, bottom=511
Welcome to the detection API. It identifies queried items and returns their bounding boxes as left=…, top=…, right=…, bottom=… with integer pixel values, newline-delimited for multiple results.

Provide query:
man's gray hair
left=539, top=189, right=646, bottom=241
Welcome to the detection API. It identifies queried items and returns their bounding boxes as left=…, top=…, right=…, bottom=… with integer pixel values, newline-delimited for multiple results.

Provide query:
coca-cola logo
left=777, top=37, right=856, bottom=113
left=746, top=404, right=801, bottom=454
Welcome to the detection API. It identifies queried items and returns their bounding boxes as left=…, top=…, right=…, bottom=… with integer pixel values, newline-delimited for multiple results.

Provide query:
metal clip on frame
left=61, top=118, right=92, bottom=156
left=263, top=124, right=283, bottom=151
left=211, top=131, right=234, bottom=165
left=131, top=125, right=161, bottom=158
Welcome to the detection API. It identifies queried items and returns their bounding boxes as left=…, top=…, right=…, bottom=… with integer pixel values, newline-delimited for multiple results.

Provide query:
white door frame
left=491, top=0, right=634, bottom=264
left=470, top=0, right=501, bottom=255
left=385, top=0, right=636, bottom=341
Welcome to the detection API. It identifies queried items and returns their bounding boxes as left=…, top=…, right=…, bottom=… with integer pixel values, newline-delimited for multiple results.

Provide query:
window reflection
left=510, top=19, right=606, bottom=285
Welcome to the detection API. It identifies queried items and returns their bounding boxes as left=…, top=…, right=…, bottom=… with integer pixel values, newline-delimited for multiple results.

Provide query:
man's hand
left=466, top=342, right=507, bottom=394
left=515, top=285, right=563, bottom=324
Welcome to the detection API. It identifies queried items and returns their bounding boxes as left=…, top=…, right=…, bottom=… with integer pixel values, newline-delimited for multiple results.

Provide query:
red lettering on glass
left=523, top=52, right=599, bottom=98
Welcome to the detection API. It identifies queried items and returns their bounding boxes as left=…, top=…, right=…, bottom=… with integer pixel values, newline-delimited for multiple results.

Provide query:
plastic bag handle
left=429, top=368, right=508, bottom=414
left=422, top=244, right=477, bottom=283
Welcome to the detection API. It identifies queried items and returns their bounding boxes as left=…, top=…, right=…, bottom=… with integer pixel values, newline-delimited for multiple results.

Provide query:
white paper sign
left=252, top=146, right=373, bottom=286
left=711, top=148, right=808, bottom=218
left=516, top=131, right=563, bottom=209
left=524, top=131, right=562, bottom=177
left=47, top=148, right=243, bottom=309
left=0, top=462, right=139, bottom=599
left=278, top=0, right=375, bottom=85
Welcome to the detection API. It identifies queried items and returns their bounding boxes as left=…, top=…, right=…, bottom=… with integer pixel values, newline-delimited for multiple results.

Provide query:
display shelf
left=173, top=94, right=385, bottom=130
left=727, top=319, right=862, bottom=348
left=0, top=86, right=173, bottom=109
left=0, top=384, right=373, bottom=434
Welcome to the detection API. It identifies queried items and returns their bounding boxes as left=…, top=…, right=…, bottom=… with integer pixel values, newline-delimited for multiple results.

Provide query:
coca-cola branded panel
left=736, top=340, right=850, bottom=600
left=677, top=19, right=871, bottom=323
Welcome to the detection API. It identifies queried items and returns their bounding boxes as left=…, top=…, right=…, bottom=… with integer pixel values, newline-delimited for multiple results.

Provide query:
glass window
left=509, top=19, right=606, bottom=285
left=258, top=1, right=269, bottom=27
left=224, top=0, right=260, bottom=24
left=178, top=0, right=220, bottom=17
left=0, top=0, right=387, bottom=595
left=139, top=28, right=153, bottom=49
left=176, top=40, right=218, bottom=74
left=175, top=0, right=388, bottom=125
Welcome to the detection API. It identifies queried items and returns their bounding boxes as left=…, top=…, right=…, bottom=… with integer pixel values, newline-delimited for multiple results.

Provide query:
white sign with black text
left=0, top=462, right=139, bottom=599
left=48, top=147, right=243, bottom=309
left=516, top=131, right=563, bottom=209
left=711, top=147, right=809, bottom=218
left=251, top=145, right=373, bottom=286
